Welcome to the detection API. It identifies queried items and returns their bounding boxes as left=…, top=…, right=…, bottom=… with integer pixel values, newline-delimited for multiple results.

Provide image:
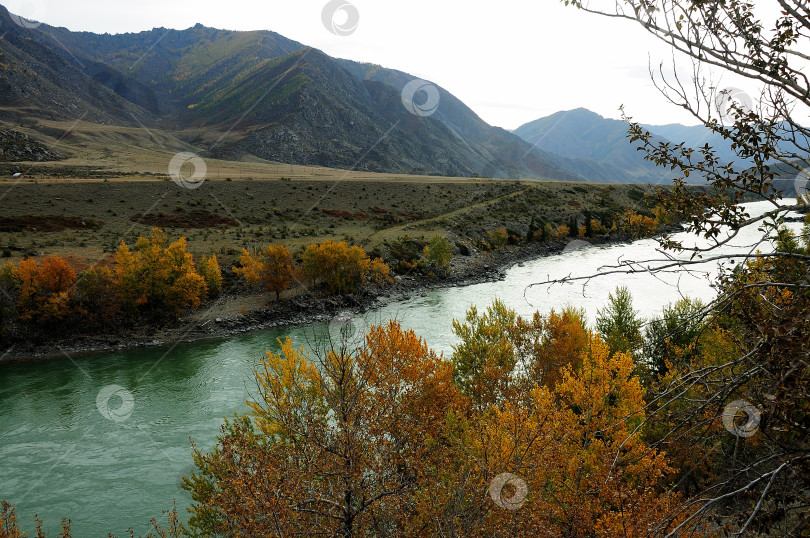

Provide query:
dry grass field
left=0, top=175, right=660, bottom=270
left=0, top=118, right=664, bottom=271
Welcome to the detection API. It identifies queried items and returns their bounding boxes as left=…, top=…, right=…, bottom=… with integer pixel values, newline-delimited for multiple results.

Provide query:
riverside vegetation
left=1, top=212, right=808, bottom=535
left=0, top=185, right=664, bottom=350
left=4, top=0, right=810, bottom=534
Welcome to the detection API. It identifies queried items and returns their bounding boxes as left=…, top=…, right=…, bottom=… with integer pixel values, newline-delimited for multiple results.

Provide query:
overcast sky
left=5, top=0, right=750, bottom=129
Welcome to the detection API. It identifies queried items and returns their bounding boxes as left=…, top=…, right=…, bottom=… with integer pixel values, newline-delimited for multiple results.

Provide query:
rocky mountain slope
left=0, top=5, right=623, bottom=181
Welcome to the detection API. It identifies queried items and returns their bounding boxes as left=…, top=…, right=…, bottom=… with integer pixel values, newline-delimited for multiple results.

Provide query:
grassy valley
left=0, top=174, right=661, bottom=272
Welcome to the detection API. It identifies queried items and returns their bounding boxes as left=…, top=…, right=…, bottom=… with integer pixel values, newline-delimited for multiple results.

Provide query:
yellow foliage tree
left=198, top=254, right=222, bottom=297
left=301, top=240, right=390, bottom=295
left=184, top=321, right=462, bottom=536
left=618, top=209, right=657, bottom=237
left=115, top=228, right=208, bottom=316
left=16, top=255, right=76, bottom=324
left=451, top=300, right=589, bottom=409
left=234, top=245, right=295, bottom=300
left=434, top=331, right=686, bottom=536
left=526, top=335, right=681, bottom=535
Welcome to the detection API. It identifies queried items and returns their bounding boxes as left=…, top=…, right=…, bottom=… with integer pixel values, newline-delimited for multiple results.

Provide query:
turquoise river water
left=0, top=201, right=801, bottom=535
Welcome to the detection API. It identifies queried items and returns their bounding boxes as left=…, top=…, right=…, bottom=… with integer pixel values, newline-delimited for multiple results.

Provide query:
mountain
left=1, top=6, right=620, bottom=181
left=513, top=108, right=800, bottom=184
left=0, top=9, right=152, bottom=126
left=514, top=109, right=676, bottom=183
left=637, top=122, right=741, bottom=165
left=337, top=63, right=642, bottom=182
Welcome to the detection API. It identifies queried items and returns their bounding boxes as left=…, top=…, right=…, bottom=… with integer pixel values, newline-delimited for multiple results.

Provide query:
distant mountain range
left=512, top=108, right=753, bottom=184
left=0, top=4, right=769, bottom=184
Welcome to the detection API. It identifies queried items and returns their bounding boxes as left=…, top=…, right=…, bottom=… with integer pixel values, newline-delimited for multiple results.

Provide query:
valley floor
left=0, top=175, right=665, bottom=362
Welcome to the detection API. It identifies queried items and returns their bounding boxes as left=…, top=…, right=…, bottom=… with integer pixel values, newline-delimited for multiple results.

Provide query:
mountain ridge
left=0, top=5, right=715, bottom=183
left=0, top=5, right=618, bottom=181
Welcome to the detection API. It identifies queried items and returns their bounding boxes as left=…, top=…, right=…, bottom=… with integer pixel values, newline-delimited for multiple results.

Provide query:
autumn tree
left=184, top=321, right=462, bottom=536
left=74, top=265, right=120, bottom=325
left=513, top=335, right=684, bottom=536
left=486, top=228, right=509, bottom=248
left=198, top=254, right=222, bottom=298
left=426, top=319, right=687, bottom=536
left=556, top=0, right=810, bottom=531
left=451, top=300, right=589, bottom=409
left=617, top=209, right=656, bottom=238
left=234, top=245, right=295, bottom=300
left=16, top=255, right=76, bottom=325
left=423, top=235, right=452, bottom=270
left=554, top=223, right=570, bottom=238
left=301, top=240, right=390, bottom=295
left=115, top=228, right=208, bottom=317
left=162, top=236, right=208, bottom=315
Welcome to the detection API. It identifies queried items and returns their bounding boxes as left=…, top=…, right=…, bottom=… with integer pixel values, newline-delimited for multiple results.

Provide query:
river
left=0, top=201, right=802, bottom=536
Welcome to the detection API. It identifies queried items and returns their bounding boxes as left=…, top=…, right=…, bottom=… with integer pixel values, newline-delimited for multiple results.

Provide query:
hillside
left=514, top=108, right=674, bottom=183
left=513, top=108, right=802, bottom=185
left=0, top=6, right=591, bottom=181
left=0, top=4, right=643, bottom=182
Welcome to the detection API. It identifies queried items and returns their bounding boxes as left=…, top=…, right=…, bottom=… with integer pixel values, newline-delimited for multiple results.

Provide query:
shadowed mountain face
left=0, top=5, right=634, bottom=181
left=513, top=108, right=809, bottom=185
left=514, top=108, right=676, bottom=184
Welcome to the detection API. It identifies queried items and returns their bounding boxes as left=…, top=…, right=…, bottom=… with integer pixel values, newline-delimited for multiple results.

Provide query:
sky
left=3, top=0, right=752, bottom=129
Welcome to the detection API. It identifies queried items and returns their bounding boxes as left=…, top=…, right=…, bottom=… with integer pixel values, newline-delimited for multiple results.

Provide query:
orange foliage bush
left=554, top=224, right=570, bottom=238
left=487, top=228, right=509, bottom=247
left=16, top=255, right=76, bottom=324
left=301, top=240, right=390, bottom=295
left=618, top=209, right=657, bottom=237
left=234, top=245, right=296, bottom=300
left=115, top=228, right=209, bottom=317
